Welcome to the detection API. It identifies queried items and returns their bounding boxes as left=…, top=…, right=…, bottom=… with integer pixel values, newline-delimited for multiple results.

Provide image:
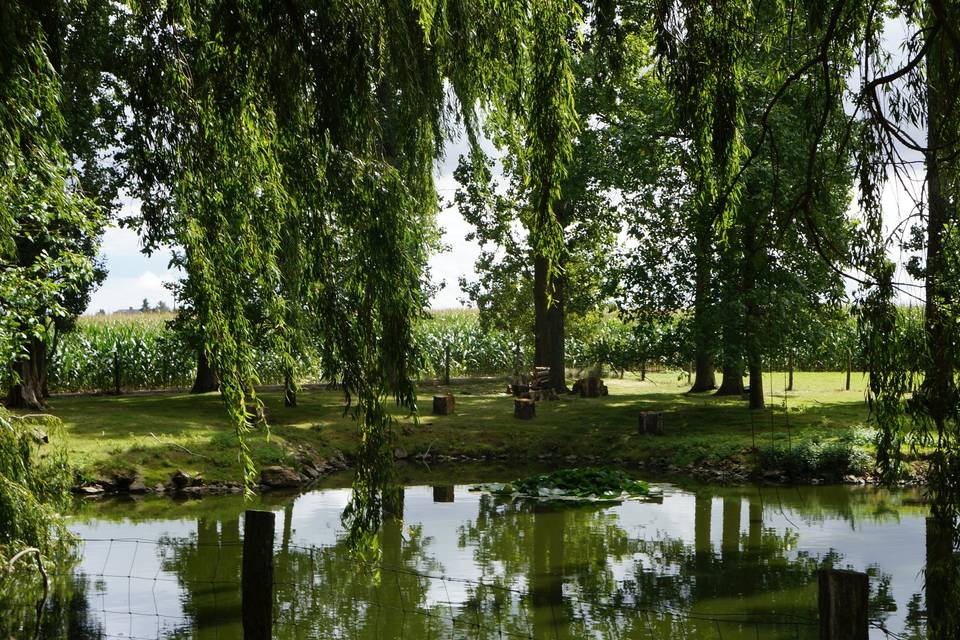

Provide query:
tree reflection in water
left=32, top=482, right=953, bottom=639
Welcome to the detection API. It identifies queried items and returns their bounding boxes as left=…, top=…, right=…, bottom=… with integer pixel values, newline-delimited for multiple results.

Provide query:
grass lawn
left=32, top=370, right=873, bottom=487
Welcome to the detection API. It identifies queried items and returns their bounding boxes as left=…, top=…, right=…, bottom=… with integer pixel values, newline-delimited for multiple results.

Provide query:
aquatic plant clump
left=472, top=467, right=657, bottom=503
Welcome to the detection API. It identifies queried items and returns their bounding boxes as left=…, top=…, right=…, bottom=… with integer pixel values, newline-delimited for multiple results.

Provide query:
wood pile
left=507, top=367, right=557, bottom=401
left=573, top=376, right=608, bottom=398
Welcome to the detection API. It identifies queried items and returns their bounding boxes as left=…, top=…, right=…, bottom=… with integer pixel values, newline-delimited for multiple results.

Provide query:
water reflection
left=6, top=482, right=950, bottom=639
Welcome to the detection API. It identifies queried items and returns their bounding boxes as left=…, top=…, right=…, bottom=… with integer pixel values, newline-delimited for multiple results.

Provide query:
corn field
left=2, top=307, right=895, bottom=394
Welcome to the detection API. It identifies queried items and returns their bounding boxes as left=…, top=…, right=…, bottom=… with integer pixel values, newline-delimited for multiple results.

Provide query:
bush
left=756, top=436, right=871, bottom=479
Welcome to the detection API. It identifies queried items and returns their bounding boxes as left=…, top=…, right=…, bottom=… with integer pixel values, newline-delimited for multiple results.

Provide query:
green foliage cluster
left=757, top=433, right=873, bottom=480
left=484, top=467, right=651, bottom=501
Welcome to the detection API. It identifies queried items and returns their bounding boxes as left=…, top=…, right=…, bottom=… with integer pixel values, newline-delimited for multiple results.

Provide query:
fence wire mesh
left=3, top=529, right=921, bottom=639
left=11, top=535, right=863, bottom=640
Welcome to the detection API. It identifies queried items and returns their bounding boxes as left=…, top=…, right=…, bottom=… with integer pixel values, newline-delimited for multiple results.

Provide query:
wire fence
left=2, top=532, right=911, bottom=640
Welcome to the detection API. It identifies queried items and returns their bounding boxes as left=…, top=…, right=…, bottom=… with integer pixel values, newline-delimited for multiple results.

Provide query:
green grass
left=32, top=370, right=874, bottom=487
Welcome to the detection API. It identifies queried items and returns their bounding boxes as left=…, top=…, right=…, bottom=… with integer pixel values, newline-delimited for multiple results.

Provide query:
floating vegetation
left=470, top=467, right=660, bottom=504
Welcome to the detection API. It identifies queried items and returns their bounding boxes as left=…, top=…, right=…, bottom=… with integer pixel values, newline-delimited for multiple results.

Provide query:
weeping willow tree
left=121, top=0, right=584, bottom=546
left=0, top=0, right=96, bottom=556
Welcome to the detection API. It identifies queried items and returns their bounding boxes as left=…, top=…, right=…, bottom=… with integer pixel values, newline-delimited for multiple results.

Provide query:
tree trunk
left=715, top=363, right=745, bottom=396
left=742, top=213, right=764, bottom=410
left=787, top=358, right=794, bottom=391
left=5, top=337, right=47, bottom=410
left=748, top=360, right=764, bottom=409
left=923, top=23, right=957, bottom=443
left=690, top=229, right=716, bottom=392
left=534, top=255, right=568, bottom=393
left=191, top=350, right=219, bottom=393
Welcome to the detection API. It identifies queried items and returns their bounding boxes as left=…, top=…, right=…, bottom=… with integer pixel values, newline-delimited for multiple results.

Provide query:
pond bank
left=71, top=445, right=926, bottom=500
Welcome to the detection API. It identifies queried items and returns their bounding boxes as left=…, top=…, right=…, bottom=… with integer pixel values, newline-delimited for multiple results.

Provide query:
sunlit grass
left=37, top=370, right=873, bottom=486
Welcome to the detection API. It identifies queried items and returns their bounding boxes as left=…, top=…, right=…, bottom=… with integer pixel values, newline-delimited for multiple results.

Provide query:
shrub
left=756, top=436, right=871, bottom=479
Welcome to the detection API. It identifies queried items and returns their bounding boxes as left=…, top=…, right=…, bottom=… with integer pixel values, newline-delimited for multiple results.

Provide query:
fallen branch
left=7, top=414, right=57, bottom=421
left=149, top=432, right=214, bottom=462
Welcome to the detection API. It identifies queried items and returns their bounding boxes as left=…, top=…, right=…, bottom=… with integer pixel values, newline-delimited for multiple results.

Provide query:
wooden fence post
left=112, top=350, right=121, bottom=395
left=243, top=510, right=276, bottom=640
left=818, top=568, right=868, bottom=640
left=443, top=344, right=451, bottom=385
left=845, top=351, right=852, bottom=391
left=433, top=485, right=455, bottom=502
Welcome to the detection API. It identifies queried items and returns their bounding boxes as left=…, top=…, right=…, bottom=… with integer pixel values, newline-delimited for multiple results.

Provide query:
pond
left=10, top=469, right=937, bottom=639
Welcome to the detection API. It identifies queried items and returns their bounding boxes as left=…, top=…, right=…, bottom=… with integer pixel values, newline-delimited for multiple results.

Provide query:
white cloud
left=86, top=269, right=180, bottom=314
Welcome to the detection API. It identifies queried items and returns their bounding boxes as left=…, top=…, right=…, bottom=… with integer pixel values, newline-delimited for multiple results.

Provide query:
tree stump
left=433, top=394, right=455, bottom=415
left=638, top=411, right=663, bottom=435
left=514, top=398, right=536, bottom=420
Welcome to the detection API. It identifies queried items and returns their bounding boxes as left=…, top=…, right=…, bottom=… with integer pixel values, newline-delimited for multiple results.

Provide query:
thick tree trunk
left=533, top=255, right=568, bottom=393
left=5, top=337, right=47, bottom=410
left=691, top=351, right=716, bottom=392
left=715, top=363, right=744, bottom=396
left=191, top=350, right=219, bottom=393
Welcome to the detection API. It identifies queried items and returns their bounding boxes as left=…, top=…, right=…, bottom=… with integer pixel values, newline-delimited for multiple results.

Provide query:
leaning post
left=243, top=510, right=276, bottom=640
left=818, top=568, right=868, bottom=640
left=444, top=344, right=451, bottom=385
left=112, top=349, right=121, bottom=395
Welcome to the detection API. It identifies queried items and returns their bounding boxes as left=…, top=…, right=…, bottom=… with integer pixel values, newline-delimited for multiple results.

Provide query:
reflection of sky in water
left=66, top=483, right=928, bottom=639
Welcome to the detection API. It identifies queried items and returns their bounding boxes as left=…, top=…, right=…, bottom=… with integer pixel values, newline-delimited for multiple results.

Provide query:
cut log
left=432, top=394, right=455, bottom=415
left=514, top=398, right=536, bottom=420
left=639, top=411, right=663, bottom=435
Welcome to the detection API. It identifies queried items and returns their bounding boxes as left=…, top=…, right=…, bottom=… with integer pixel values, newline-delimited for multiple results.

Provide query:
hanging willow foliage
left=0, top=410, right=73, bottom=560
left=121, top=0, right=584, bottom=545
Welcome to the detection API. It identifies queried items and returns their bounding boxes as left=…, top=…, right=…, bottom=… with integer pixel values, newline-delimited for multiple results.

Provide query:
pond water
left=12, top=471, right=938, bottom=639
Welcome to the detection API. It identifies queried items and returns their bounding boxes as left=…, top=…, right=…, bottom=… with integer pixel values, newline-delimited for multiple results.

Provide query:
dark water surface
left=15, top=472, right=938, bottom=639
